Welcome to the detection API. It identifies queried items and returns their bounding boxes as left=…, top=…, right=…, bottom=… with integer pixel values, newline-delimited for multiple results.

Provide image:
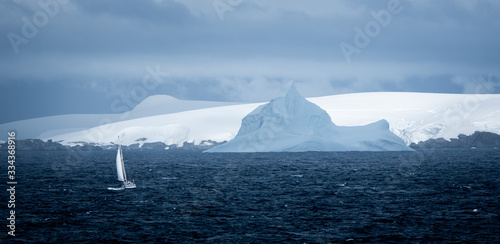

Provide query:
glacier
left=1, top=89, right=499, bottom=148
left=206, top=85, right=412, bottom=152
left=0, top=95, right=238, bottom=140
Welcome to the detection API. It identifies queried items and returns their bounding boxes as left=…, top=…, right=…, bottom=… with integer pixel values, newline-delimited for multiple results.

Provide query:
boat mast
left=121, top=146, right=127, bottom=181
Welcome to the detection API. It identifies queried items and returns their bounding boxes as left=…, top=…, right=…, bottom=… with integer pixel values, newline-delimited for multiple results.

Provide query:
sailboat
left=109, top=145, right=136, bottom=190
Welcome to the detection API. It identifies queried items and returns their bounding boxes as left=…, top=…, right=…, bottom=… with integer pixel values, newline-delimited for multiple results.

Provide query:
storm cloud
left=1, top=0, right=499, bottom=122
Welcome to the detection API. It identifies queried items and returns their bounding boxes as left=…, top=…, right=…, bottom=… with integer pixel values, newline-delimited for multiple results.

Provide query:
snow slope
left=127, top=95, right=241, bottom=119
left=206, top=85, right=411, bottom=152
left=46, top=104, right=261, bottom=147
left=311, top=93, right=500, bottom=145
left=2, top=92, right=499, bottom=147
left=0, top=95, right=238, bottom=139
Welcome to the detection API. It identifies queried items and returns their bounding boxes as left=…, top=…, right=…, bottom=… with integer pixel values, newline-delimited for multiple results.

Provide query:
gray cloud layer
left=1, top=0, right=499, bottom=122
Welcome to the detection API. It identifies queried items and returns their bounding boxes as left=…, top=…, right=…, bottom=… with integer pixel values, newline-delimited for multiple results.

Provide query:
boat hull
left=107, top=187, right=125, bottom=191
left=124, top=181, right=136, bottom=189
left=125, top=184, right=136, bottom=189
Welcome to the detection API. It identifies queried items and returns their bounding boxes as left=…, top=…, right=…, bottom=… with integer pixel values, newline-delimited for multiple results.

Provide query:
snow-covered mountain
left=1, top=91, right=499, bottom=148
left=44, top=103, right=261, bottom=147
left=311, top=92, right=500, bottom=145
left=206, top=85, right=411, bottom=152
left=0, top=96, right=238, bottom=140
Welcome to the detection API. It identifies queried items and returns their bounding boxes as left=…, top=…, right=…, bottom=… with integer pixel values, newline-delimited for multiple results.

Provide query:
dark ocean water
left=1, top=149, right=500, bottom=243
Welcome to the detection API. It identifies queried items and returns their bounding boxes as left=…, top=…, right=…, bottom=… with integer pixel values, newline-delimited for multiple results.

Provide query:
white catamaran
left=111, top=145, right=136, bottom=190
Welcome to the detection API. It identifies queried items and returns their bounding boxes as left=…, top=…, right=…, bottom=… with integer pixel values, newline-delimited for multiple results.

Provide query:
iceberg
left=206, top=84, right=412, bottom=152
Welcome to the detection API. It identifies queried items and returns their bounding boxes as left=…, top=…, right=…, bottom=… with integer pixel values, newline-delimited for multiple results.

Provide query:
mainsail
left=116, top=145, right=127, bottom=182
left=109, top=143, right=136, bottom=190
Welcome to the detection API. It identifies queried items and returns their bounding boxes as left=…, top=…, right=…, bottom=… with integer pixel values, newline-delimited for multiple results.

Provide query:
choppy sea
left=1, top=149, right=499, bottom=243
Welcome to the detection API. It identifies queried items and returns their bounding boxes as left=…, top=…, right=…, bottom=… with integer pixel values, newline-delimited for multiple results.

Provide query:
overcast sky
left=1, top=0, right=499, bottom=123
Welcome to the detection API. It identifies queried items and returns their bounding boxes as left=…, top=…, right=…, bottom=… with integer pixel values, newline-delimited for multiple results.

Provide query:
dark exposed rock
left=410, top=131, right=500, bottom=149
left=0, top=139, right=65, bottom=151
left=0, top=139, right=103, bottom=151
left=2, top=131, right=499, bottom=151
left=2, top=132, right=499, bottom=151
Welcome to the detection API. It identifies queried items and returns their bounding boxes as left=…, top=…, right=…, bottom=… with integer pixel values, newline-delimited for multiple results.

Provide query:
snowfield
left=47, top=104, right=259, bottom=147
left=311, top=92, right=500, bottom=145
left=1, top=91, right=499, bottom=148
left=0, top=95, right=238, bottom=140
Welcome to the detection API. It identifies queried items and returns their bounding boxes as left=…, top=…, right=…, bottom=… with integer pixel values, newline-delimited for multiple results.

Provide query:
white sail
left=121, top=146, right=127, bottom=181
left=116, top=145, right=125, bottom=182
left=110, top=143, right=136, bottom=190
